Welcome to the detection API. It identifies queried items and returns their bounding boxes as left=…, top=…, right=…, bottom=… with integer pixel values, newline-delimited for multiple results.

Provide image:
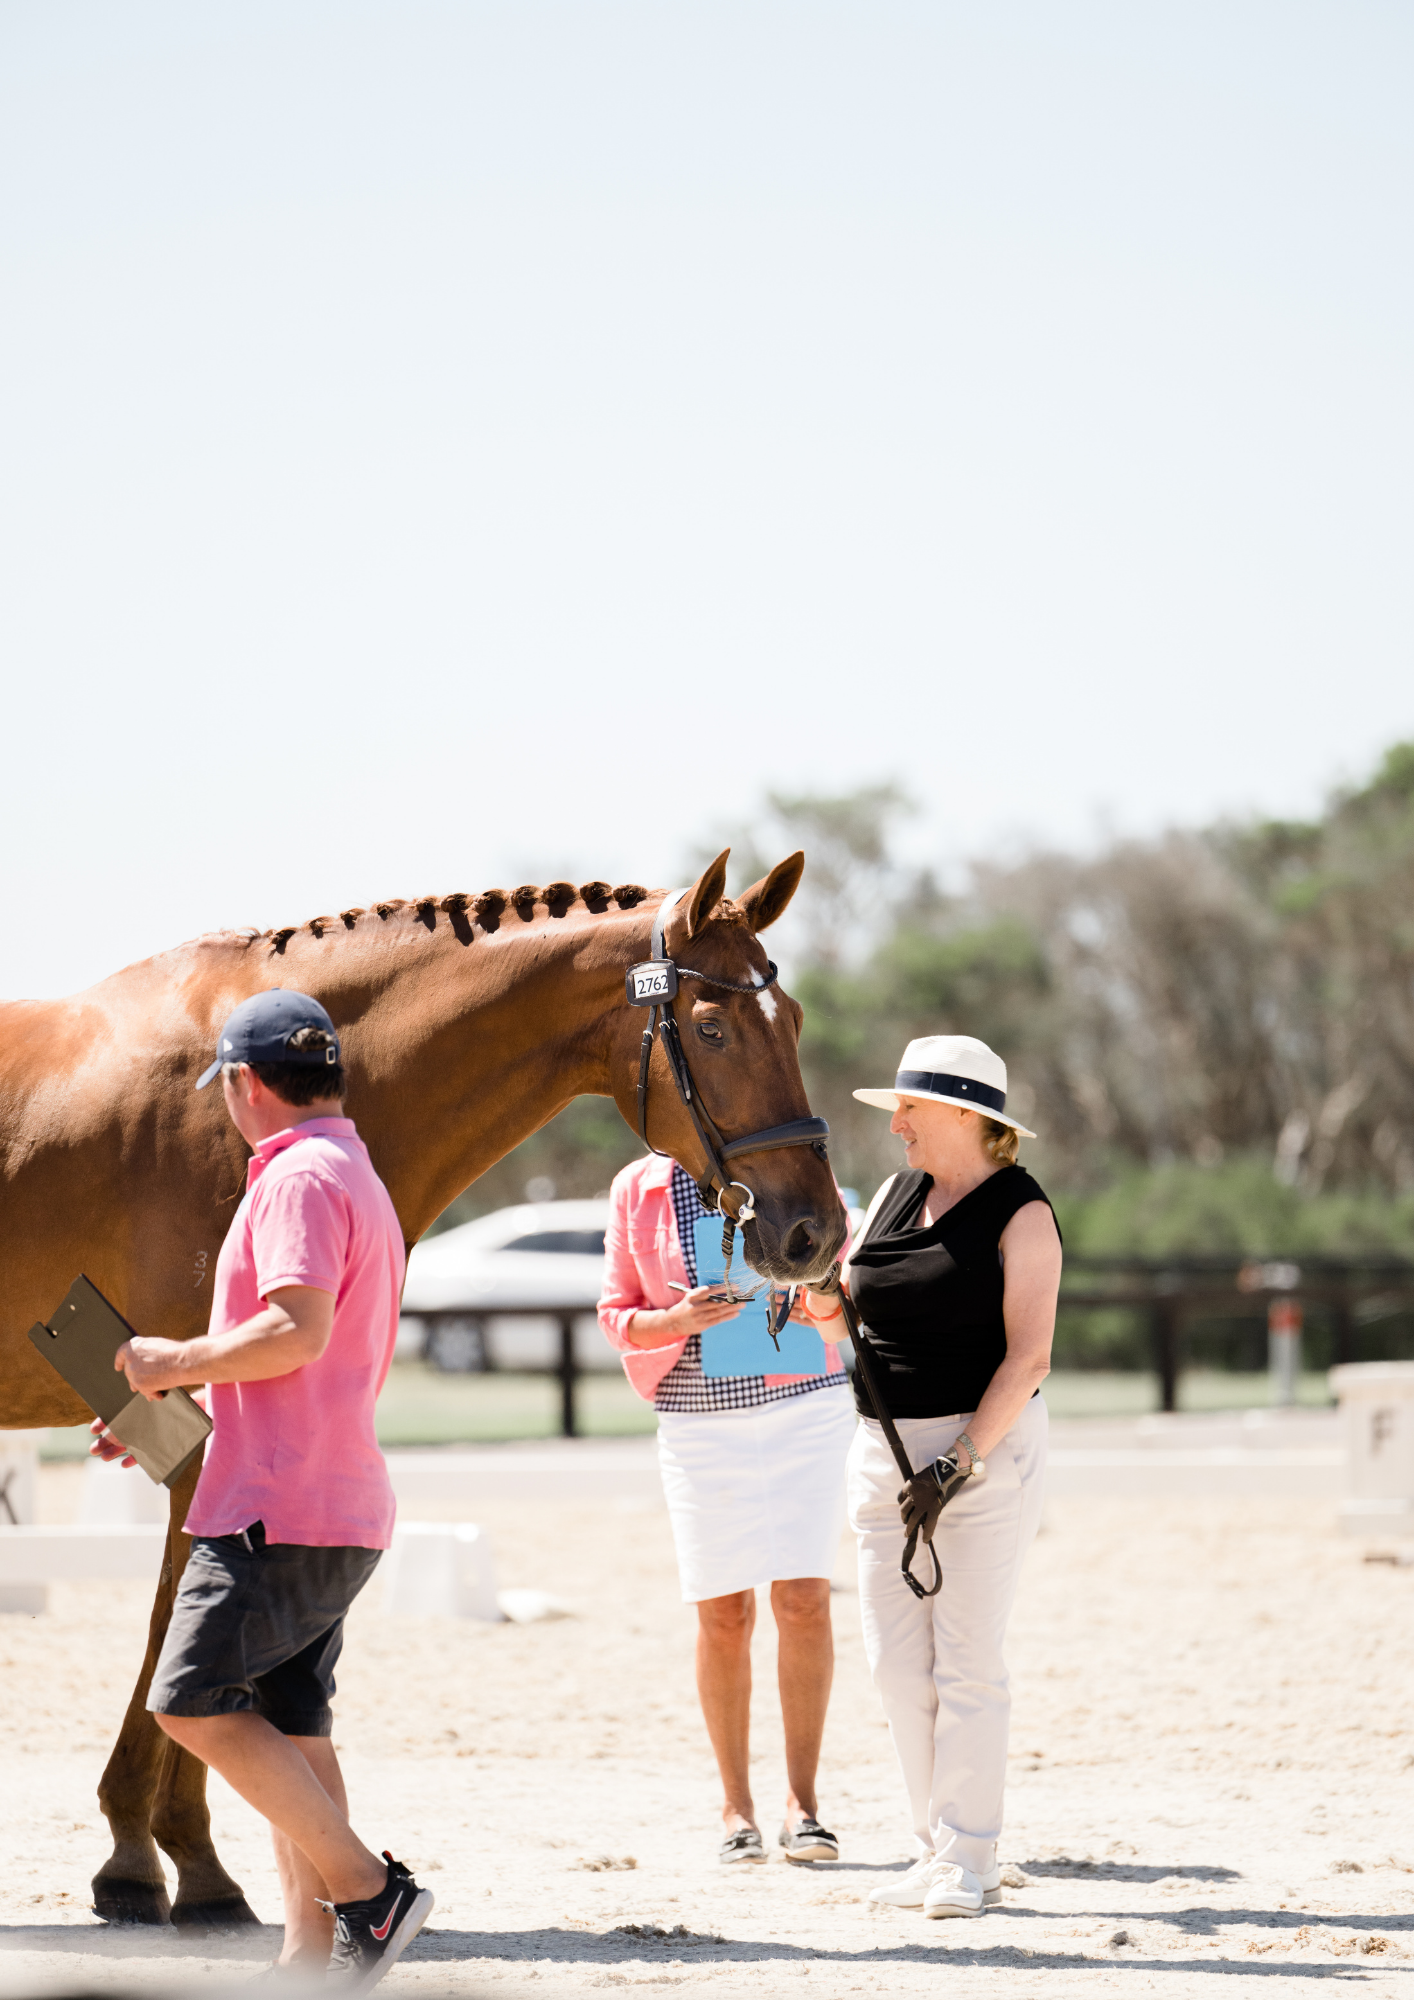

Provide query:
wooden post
left=558, top=1314, right=578, bottom=1439
left=1153, top=1298, right=1180, bottom=1413
left=1334, top=1297, right=1355, bottom=1368
left=1268, top=1296, right=1303, bottom=1406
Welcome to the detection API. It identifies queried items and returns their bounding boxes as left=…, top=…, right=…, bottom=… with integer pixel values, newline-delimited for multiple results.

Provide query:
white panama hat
left=852, top=1034, right=1037, bottom=1139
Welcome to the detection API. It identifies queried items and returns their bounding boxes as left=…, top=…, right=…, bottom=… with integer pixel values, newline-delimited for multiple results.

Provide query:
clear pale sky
left=2, top=2, right=1410, bottom=999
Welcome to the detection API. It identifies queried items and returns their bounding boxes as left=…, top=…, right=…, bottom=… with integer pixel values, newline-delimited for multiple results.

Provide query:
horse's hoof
left=91, top=1876, right=173, bottom=1926
left=171, top=1894, right=262, bottom=1935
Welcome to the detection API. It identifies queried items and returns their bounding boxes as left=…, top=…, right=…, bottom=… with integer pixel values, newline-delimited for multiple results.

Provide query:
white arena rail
left=0, top=1522, right=166, bottom=1586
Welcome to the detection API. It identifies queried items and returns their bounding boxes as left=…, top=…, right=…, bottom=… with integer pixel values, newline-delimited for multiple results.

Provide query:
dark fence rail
left=411, top=1258, right=1414, bottom=1434
left=1058, top=1256, right=1414, bottom=1411
left=410, top=1305, right=592, bottom=1436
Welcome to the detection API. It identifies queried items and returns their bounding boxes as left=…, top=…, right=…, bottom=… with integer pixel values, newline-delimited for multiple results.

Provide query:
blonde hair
left=982, top=1117, right=1019, bottom=1167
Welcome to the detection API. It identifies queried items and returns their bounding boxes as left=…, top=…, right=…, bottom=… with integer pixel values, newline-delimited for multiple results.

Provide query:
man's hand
left=88, top=1415, right=137, bottom=1467
left=114, top=1336, right=195, bottom=1401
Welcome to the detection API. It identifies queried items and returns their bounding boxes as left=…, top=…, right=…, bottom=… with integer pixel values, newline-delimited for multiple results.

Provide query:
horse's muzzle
left=742, top=1202, right=848, bottom=1286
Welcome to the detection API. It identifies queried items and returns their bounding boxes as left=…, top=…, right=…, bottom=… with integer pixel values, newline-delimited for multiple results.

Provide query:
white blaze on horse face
left=751, top=968, right=778, bottom=1022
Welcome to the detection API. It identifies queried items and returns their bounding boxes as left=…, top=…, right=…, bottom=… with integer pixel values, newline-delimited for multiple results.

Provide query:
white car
left=400, top=1199, right=612, bottom=1373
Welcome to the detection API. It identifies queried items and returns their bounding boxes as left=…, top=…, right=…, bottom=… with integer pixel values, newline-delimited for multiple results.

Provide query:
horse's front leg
left=92, top=1521, right=177, bottom=1924
left=92, top=1458, right=259, bottom=1931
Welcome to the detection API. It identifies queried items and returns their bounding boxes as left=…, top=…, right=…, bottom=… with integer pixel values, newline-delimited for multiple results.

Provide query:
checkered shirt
left=651, top=1164, right=845, bottom=1414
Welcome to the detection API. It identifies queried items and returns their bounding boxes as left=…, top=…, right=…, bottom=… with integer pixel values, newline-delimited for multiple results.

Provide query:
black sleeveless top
left=848, top=1165, right=1058, bottom=1420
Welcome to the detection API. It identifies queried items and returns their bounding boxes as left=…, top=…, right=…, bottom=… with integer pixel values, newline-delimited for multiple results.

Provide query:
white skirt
left=656, top=1385, right=857, bottom=1603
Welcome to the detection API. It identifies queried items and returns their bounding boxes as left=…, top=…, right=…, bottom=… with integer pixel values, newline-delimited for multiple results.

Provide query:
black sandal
left=779, top=1817, right=840, bottom=1863
left=719, top=1826, right=766, bottom=1864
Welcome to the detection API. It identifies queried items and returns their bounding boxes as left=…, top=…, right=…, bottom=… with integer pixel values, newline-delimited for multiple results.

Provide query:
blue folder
left=693, top=1211, right=827, bottom=1378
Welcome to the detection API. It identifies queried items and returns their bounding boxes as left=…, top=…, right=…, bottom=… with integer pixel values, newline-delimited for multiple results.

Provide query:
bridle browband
left=628, top=887, right=830, bottom=1217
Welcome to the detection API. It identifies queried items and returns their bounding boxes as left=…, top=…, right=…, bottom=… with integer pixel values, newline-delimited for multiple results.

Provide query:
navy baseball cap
left=196, top=989, right=342, bottom=1090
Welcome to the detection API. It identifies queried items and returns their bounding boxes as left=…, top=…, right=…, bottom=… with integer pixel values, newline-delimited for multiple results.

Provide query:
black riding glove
left=897, top=1450, right=971, bottom=1544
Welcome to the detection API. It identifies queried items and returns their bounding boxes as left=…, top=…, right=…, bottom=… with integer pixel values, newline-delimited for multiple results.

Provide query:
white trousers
left=847, top=1396, right=1047, bottom=1874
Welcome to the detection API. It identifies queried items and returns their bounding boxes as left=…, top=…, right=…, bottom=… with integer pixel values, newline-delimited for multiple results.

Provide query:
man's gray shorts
left=148, top=1523, right=381, bottom=1736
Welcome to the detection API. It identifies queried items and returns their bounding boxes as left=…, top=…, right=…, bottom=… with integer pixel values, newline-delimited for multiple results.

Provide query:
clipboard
left=692, top=1213, right=827, bottom=1379
left=28, top=1275, right=213, bottom=1489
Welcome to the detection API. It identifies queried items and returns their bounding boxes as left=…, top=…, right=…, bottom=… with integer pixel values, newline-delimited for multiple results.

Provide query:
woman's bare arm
left=954, top=1201, right=1061, bottom=1465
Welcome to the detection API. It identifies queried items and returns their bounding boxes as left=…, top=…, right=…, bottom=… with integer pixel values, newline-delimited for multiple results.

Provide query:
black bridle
left=627, top=887, right=830, bottom=1220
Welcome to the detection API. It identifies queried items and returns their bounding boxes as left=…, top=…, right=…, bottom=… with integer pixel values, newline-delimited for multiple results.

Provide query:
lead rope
left=814, top=1263, right=942, bottom=1599
left=716, top=1182, right=762, bottom=1308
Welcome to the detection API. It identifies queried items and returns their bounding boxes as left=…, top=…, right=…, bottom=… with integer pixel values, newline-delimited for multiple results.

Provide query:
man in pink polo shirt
left=93, top=989, right=432, bottom=1989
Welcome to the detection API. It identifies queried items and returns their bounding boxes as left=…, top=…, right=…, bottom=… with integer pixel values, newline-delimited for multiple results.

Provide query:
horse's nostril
left=782, top=1219, right=820, bottom=1265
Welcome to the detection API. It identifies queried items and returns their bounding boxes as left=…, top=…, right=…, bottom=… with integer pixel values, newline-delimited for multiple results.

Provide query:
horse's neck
left=336, top=914, right=632, bottom=1241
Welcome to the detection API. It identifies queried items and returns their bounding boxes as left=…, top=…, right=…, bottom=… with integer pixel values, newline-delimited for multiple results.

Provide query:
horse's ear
left=683, top=850, right=731, bottom=939
left=737, top=851, right=804, bottom=934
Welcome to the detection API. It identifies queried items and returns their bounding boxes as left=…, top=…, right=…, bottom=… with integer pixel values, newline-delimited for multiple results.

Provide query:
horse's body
left=0, top=853, right=843, bottom=1927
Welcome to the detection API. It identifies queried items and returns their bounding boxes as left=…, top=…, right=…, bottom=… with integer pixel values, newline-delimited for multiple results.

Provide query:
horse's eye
left=697, top=1022, right=724, bottom=1043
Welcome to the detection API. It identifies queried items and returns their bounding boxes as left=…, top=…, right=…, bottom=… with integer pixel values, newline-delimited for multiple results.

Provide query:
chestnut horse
left=1, top=849, right=844, bottom=1929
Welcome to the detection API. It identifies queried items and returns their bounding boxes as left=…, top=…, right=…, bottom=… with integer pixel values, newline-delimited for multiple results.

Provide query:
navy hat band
left=894, top=1069, right=1006, bottom=1115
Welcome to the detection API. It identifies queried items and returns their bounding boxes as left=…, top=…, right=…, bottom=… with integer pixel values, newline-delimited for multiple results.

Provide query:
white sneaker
left=868, top=1855, right=940, bottom=1907
left=923, top=1862, right=996, bottom=1919
left=870, top=1855, right=1003, bottom=1911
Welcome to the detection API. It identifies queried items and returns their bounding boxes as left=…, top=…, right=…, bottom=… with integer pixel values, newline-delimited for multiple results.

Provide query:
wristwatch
left=956, top=1430, right=983, bottom=1474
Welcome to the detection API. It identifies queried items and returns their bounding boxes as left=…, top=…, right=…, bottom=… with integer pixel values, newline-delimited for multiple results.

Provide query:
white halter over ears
left=852, top=1034, right=1037, bottom=1139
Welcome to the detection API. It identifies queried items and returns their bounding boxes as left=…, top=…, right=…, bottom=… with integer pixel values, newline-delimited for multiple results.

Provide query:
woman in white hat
left=798, top=1035, right=1061, bottom=1922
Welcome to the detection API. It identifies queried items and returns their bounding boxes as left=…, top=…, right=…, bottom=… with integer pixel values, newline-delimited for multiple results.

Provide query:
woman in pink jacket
left=598, top=1151, right=855, bottom=1866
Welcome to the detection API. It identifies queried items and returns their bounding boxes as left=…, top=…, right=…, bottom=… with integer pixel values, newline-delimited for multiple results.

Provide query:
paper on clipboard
left=27, top=1275, right=212, bottom=1489
left=691, top=1213, right=827, bottom=1379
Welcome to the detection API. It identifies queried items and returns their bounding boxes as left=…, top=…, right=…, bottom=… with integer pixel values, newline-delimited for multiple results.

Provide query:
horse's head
left=614, top=849, right=848, bottom=1285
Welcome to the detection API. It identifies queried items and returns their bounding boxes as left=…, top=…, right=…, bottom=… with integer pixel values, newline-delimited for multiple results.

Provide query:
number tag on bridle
left=626, top=960, right=678, bottom=1007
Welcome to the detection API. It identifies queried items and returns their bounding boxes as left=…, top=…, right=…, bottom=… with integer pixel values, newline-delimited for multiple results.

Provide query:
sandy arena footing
left=3, top=1436, right=1412, bottom=1997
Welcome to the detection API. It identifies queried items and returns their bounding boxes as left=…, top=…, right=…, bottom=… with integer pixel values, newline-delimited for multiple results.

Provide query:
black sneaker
left=325, top=1852, right=434, bottom=1990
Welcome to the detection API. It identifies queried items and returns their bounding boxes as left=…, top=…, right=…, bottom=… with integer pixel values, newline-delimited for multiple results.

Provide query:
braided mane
left=237, top=880, right=654, bottom=954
